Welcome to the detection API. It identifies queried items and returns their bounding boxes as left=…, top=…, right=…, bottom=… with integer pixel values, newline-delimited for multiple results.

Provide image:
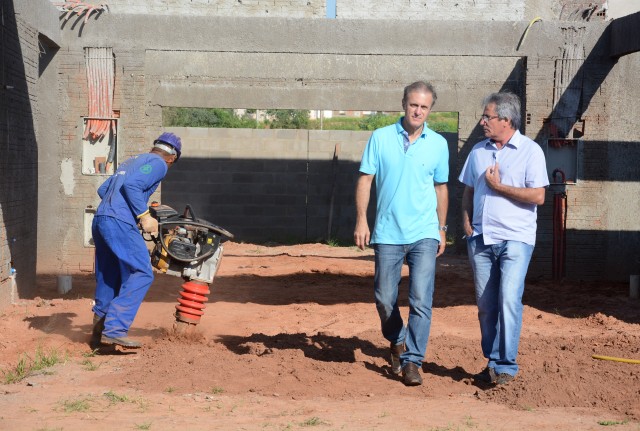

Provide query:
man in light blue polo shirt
left=459, top=92, right=548, bottom=385
left=354, top=81, right=449, bottom=386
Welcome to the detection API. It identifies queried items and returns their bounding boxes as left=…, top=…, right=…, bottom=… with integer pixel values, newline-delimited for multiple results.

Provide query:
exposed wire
left=516, top=17, right=542, bottom=51
left=84, top=47, right=115, bottom=142
left=53, top=1, right=109, bottom=24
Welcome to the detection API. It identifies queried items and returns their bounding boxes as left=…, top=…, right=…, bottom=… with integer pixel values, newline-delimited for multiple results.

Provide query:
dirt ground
left=0, top=242, right=639, bottom=431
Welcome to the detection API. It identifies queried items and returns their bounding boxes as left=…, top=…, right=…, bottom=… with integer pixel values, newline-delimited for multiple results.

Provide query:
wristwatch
left=439, top=225, right=448, bottom=232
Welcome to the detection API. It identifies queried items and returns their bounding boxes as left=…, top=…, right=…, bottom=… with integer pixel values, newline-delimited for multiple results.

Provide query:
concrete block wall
left=42, top=44, right=159, bottom=274
left=159, top=128, right=460, bottom=245
left=160, top=127, right=371, bottom=243
left=40, top=11, right=638, bottom=284
left=0, top=1, right=55, bottom=307
left=522, top=22, right=640, bottom=280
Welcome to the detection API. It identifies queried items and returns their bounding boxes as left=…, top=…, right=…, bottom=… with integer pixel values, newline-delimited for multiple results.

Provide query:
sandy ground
left=0, top=242, right=639, bottom=431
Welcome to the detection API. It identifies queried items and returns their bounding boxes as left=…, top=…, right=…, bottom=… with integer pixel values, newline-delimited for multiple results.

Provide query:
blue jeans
left=373, top=238, right=438, bottom=367
left=467, top=235, right=534, bottom=376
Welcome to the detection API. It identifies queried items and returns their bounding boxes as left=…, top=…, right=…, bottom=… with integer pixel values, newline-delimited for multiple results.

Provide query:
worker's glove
left=138, top=213, right=158, bottom=235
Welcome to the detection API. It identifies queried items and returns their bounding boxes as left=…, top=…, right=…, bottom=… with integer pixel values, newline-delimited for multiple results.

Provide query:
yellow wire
left=517, top=17, right=542, bottom=51
left=592, top=354, right=640, bottom=364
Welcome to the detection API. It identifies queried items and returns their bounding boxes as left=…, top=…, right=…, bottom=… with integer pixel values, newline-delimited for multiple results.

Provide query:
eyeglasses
left=480, top=115, right=500, bottom=122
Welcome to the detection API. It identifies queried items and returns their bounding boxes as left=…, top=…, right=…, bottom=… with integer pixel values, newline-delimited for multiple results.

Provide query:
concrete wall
left=161, top=128, right=369, bottom=242
left=59, top=0, right=326, bottom=18
left=0, top=0, right=61, bottom=307
left=46, top=0, right=618, bottom=21
left=160, top=128, right=458, bottom=243
left=1, top=1, right=634, bottom=303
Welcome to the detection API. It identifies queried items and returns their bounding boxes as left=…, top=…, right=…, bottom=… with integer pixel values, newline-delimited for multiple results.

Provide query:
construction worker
left=90, top=132, right=182, bottom=349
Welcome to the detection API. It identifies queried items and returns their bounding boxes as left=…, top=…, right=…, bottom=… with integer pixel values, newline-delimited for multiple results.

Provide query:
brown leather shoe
left=495, top=373, right=515, bottom=385
left=390, top=342, right=404, bottom=375
left=101, top=335, right=142, bottom=349
left=474, top=367, right=497, bottom=384
left=402, top=362, right=423, bottom=386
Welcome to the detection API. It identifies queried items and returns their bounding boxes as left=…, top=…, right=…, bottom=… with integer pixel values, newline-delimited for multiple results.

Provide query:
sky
left=326, top=0, right=336, bottom=18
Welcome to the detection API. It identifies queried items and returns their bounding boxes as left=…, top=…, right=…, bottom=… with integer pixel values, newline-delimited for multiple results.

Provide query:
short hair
left=482, top=92, right=521, bottom=130
left=403, top=81, right=438, bottom=108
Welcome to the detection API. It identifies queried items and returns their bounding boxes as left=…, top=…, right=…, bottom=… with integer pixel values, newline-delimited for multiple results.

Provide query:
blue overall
left=92, top=153, right=168, bottom=338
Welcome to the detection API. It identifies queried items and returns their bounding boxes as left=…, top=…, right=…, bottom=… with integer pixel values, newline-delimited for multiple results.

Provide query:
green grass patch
left=104, top=390, right=130, bottom=404
left=82, top=349, right=99, bottom=358
left=326, top=237, right=352, bottom=247
left=300, top=417, right=328, bottom=427
left=3, top=347, right=64, bottom=384
left=60, top=397, right=91, bottom=413
left=597, top=419, right=629, bottom=426
left=135, top=422, right=152, bottom=430
left=81, top=358, right=99, bottom=371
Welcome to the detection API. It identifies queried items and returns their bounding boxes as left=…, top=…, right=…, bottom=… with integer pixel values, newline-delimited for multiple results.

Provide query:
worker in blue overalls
left=90, top=132, right=182, bottom=349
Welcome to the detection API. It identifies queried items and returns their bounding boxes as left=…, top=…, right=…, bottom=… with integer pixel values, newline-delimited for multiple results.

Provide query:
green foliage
left=427, top=112, right=459, bottom=133
left=308, top=116, right=361, bottom=130
left=358, top=112, right=403, bottom=131
left=311, top=111, right=457, bottom=132
left=264, top=109, right=309, bottom=129
left=164, top=107, right=256, bottom=128
left=163, top=107, right=458, bottom=132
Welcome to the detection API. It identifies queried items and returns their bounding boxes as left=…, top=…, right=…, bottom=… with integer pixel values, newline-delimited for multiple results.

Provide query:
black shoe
left=101, top=335, right=142, bottom=349
left=89, top=314, right=105, bottom=347
left=495, top=373, right=514, bottom=385
left=390, top=342, right=404, bottom=375
left=402, top=362, right=423, bottom=386
left=474, top=367, right=497, bottom=384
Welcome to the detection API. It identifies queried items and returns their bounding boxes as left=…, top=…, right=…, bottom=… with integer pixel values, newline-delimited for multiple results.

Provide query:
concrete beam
left=610, top=11, right=640, bottom=57
left=13, top=0, right=62, bottom=47
left=61, top=15, right=565, bottom=58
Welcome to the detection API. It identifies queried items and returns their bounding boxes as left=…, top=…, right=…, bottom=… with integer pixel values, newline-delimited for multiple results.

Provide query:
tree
left=264, top=109, right=310, bottom=129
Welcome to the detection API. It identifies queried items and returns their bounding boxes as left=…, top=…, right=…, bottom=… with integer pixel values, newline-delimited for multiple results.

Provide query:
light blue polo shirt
left=458, top=130, right=549, bottom=245
left=359, top=119, right=449, bottom=245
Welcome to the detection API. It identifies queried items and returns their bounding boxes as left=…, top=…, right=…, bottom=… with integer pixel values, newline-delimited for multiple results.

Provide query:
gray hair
left=482, top=92, right=521, bottom=130
left=403, top=81, right=438, bottom=108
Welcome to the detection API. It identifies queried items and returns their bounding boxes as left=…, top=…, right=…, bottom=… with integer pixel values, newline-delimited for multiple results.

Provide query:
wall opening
left=162, top=107, right=458, bottom=133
